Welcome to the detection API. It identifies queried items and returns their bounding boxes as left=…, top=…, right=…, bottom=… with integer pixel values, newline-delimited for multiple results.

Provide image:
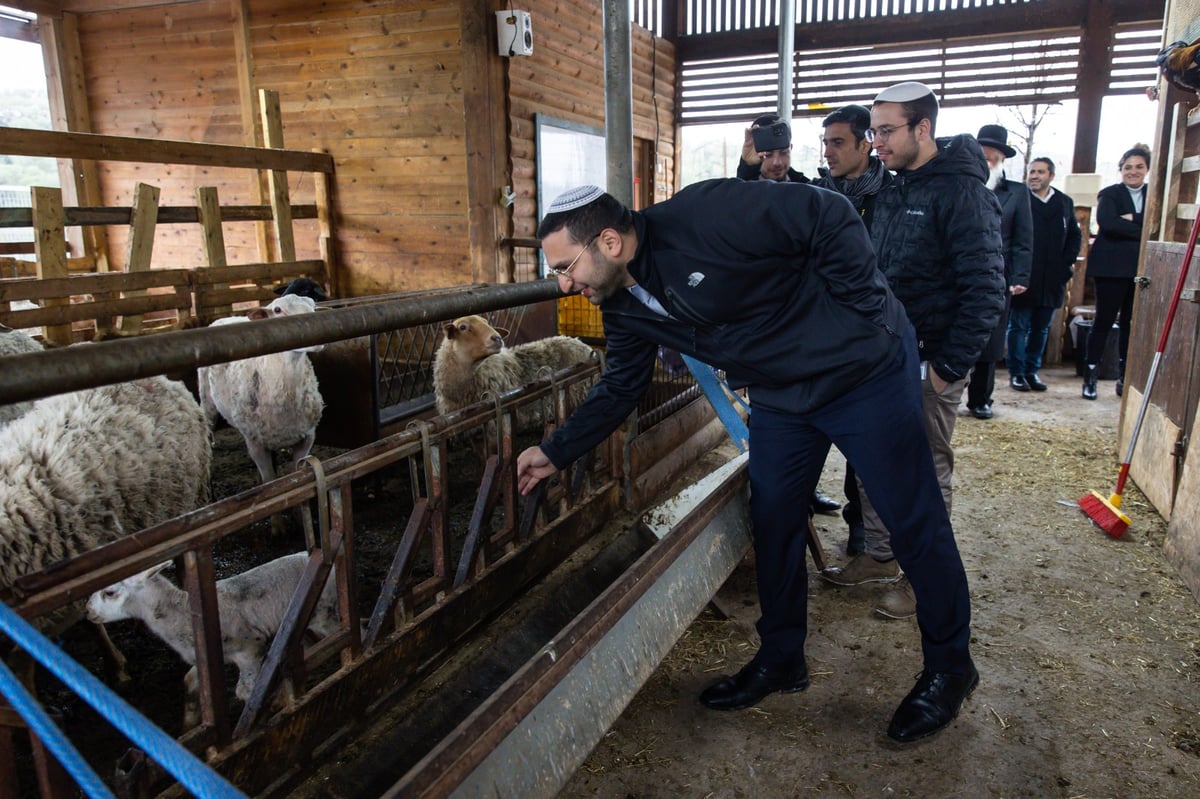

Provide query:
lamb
left=0, top=325, right=45, bottom=427
left=86, top=551, right=341, bottom=728
left=198, top=294, right=325, bottom=484
left=0, top=375, right=212, bottom=681
left=432, top=315, right=597, bottom=433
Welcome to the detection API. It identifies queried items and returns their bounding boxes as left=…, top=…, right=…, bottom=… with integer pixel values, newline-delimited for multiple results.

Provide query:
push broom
left=1079, top=211, right=1200, bottom=537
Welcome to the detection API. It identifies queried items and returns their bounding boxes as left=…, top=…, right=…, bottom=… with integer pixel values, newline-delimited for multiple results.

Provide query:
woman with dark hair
left=1082, top=144, right=1150, bottom=400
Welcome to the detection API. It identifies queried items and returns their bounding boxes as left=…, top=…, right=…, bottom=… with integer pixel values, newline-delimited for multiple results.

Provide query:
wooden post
left=314, top=150, right=338, bottom=297
left=196, top=186, right=231, bottom=323
left=31, top=186, right=72, bottom=346
left=39, top=13, right=109, bottom=273
left=1071, top=0, right=1114, bottom=174
left=259, top=89, right=296, bottom=264
left=232, top=0, right=273, bottom=263
left=119, top=182, right=161, bottom=336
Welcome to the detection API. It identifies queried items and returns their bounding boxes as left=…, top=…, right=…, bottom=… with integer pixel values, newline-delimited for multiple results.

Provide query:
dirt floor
left=559, top=365, right=1200, bottom=799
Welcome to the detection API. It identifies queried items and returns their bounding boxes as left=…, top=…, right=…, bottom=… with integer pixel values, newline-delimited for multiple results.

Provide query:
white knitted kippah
left=874, top=81, right=936, bottom=104
left=548, top=185, right=605, bottom=213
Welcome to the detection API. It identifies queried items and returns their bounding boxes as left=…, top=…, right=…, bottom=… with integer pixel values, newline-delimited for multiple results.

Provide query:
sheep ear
left=443, top=321, right=457, bottom=338
left=144, top=561, right=172, bottom=579
left=494, top=326, right=510, bottom=338
left=247, top=307, right=270, bottom=321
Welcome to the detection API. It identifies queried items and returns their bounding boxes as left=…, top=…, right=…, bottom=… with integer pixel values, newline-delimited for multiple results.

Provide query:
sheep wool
left=198, top=294, right=325, bottom=483
left=432, top=315, right=596, bottom=432
left=0, top=328, right=44, bottom=427
left=0, top=376, right=212, bottom=633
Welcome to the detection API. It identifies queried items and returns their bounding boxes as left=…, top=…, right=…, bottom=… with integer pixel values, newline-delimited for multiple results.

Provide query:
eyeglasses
left=865, top=121, right=916, bottom=143
left=550, top=234, right=597, bottom=278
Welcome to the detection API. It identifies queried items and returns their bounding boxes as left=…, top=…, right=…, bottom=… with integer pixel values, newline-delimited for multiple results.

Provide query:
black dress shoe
left=887, top=662, right=979, bottom=743
left=1009, top=375, right=1031, bottom=392
left=1025, top=373, right=1048, bottom=392
left=699, top=658, right=809, bottom=711
left=969, top=405, right=993, bottom=420
left=810, top=490, right=841, bottom=515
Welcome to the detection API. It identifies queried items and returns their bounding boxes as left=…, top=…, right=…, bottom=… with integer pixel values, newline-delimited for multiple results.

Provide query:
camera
left=752, top=121, right=791, bottom=153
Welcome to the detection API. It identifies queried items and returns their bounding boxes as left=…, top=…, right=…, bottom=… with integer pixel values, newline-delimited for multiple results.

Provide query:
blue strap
left=681, top=354, right=749, bottom=452
left=0, top=601, right=247, bottom=798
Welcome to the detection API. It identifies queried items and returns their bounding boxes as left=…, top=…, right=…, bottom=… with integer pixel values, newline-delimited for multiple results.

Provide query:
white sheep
left=198, top=294, right=325, bottom=484
left=432, top=315, right=597, bottom=433
left=0, top=325, right=45, bottom=427
left=0, top=375, right=212, bottom=681
left=86, top=551, right=341, bottom=728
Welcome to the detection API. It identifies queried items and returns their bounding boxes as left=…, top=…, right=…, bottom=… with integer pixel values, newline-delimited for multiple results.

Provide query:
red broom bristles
left=1079, top=489, right=1132, bottom=538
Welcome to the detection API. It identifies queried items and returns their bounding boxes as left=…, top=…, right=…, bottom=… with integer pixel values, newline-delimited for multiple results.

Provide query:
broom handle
left=1115, top=211, right=1200, bottom=487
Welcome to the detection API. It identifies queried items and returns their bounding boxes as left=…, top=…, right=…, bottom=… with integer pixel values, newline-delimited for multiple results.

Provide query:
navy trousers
left=747, top=329, right=972, bottom=674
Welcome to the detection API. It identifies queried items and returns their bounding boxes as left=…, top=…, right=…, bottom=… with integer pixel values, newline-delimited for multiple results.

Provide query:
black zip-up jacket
left=870, top=134, right=1006, bottom=383
left=540, top=178, right=911, bottom=469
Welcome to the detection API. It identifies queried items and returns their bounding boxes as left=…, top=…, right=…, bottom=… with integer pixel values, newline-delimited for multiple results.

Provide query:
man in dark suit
left=1008, top=157, right=1083, bottom=390
left=965, top=124, right=1033, bottom=418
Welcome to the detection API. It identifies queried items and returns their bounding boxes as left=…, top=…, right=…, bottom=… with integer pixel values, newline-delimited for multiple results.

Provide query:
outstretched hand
left=517, top=445, right=558, bottom=495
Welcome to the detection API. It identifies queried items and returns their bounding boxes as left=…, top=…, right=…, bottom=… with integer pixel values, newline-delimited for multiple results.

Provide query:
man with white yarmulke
left=516, top=170, right=980, bottom=744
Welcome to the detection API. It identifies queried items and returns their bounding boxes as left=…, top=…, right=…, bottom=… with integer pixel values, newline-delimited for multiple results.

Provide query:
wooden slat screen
left=678, top=0, right=1040, bottom=35
left=679, top=21, right=1163, bottom=125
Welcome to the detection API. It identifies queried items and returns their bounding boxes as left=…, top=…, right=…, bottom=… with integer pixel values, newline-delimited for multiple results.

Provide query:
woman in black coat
left=1082, top=144, right=1150, bottom=400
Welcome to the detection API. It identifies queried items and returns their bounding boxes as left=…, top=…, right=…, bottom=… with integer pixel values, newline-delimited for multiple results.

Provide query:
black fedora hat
left=976, top=124, right=1016, bottom=158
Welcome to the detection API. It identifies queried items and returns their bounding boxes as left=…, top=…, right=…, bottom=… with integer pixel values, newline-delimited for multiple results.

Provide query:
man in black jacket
left=826, top=83, right=1004, bottom=637
left=518, top=180, right=977, bottom=743
left=735, top=113, right=809, bottom=183
left=1008, top=157, right=1083, bottom=389
left=812, top=103, right=895, bottom=553
left=965, top=124, right=1033, bottom=415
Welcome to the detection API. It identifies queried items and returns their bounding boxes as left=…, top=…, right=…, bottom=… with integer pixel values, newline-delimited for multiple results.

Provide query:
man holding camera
left=736, top=114, right=809, bottom=183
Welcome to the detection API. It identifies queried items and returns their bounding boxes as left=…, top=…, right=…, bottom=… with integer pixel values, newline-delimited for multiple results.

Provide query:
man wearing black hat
left=736, top=113, right=809, bottom=183
left=965, top=124, right=1033, bottom=418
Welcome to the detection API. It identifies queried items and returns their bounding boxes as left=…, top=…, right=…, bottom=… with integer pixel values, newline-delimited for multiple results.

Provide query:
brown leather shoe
left=874, top=576, right=916, bottom=619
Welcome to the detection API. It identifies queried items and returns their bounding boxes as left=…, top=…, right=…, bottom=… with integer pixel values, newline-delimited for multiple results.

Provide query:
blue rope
left=0, top=656, right=114, bottom=799
left=0, top=601, right=247, bottom=799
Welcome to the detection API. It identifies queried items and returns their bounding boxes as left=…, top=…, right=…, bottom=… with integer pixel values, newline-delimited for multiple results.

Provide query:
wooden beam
left=0, top=126, right=335, bottom=173
left=196, top=186, right=231, bottom=321
left=2, top=2, right=61, bottom=18
left=0, top=204, right=319, bottom=228
left=31, top=186, right=71, bottom=345
left=461, top=1, right=505, bottom=284
left=259, top=89, right=296, bottom=263
left=0, top=16, right=39, bottom=43
left=119, top=182, right=160, bottom=335
left=39, top=13, right=107, bottom=271
left=231, top=0, right=272, bottom=263
left=1072, top=0, right=1115, bottom=174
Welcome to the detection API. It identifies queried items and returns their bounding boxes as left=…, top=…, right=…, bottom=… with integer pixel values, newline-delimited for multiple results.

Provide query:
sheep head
left=442, top=315, right=510, bottom=363
left=86, top=561, right=172, bottom=623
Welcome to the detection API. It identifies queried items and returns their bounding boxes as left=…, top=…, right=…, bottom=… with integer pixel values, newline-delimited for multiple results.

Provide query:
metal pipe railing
left=0, top=281, right=562, bottom=405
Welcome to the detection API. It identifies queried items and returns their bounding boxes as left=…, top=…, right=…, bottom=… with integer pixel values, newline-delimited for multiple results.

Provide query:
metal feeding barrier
left=1, top=284, right=731, bottom=799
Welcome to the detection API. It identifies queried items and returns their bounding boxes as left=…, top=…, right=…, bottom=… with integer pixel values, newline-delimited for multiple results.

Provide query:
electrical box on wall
left=496, top=10, right=533, bottom=57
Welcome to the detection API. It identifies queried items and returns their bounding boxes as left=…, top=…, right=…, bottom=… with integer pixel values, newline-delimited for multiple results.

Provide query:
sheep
left=432, top=315, right=597, bottom=434
left=197, top=294, right=325, bottom=485
left=0, top=375, right=212, bottom=683
left=86, top=551, right=341, bottom=728
left=273, top=277, right=329, bottom=303
left=0, top=325, right=45, bottom=427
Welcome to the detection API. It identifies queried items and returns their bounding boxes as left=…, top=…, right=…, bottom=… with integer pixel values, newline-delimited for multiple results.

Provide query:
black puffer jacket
left=870, top=134, right=1006, bottom=382
left=540, top=178, right=910, bottom=469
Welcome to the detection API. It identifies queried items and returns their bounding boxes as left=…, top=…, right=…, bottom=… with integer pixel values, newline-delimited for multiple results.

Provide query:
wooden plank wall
left=506, top=2, right=677, bottom=244
left=63, top=1, right=676, bottom=297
